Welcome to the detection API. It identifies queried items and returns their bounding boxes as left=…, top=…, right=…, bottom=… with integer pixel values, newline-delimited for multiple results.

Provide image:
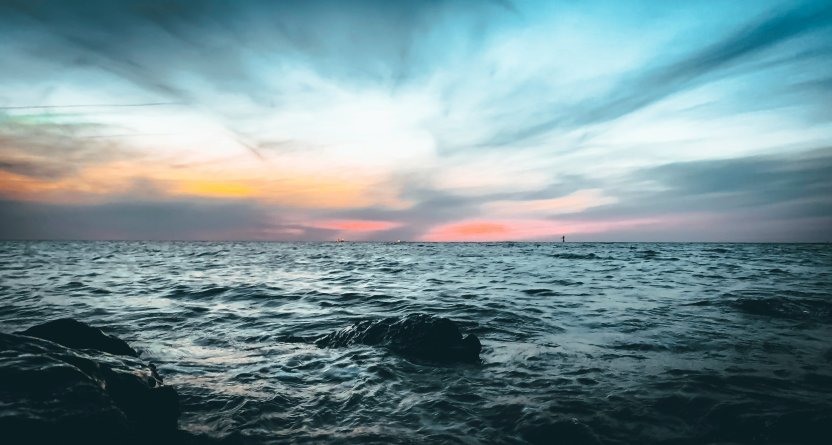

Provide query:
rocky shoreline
left=1, top=315, right=482, bottom=444
left=0, top=319, right=180, bottom=444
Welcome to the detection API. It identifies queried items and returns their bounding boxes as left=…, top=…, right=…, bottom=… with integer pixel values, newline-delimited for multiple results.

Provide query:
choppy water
left=1, top=242, right=831, bottom=444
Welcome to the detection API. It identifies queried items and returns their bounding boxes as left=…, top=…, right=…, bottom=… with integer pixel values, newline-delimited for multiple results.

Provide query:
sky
left=0, top=0, right=831, bottom=242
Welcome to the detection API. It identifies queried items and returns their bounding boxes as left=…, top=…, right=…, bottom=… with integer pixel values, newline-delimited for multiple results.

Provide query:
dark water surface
left=1, top=242, right=831, bottom=444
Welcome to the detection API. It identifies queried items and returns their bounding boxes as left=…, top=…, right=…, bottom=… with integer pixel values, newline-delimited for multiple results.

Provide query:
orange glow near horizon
left=178, top=181, right=255, bottom=197
left=0, top=154, right=409, bottom=210
left=0, top=120, right=667, bottom=242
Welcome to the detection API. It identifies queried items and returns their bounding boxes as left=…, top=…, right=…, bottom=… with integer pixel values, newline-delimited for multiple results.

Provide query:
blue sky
left=0, top=0, right=830, bottom=241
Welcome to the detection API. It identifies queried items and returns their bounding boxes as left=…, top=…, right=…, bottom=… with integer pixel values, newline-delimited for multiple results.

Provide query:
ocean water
left=1, top=241, right=831, bottom=444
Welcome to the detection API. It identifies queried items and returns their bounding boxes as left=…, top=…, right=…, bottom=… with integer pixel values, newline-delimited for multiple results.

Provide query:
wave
left=732, top=296, right=832, bottom=322
left=1, top=242, right=830, bottom=444
left=549, top=252, right=603, bottom=260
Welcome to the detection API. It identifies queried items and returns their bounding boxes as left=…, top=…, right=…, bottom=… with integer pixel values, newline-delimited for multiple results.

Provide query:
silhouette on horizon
left=562, top=235, right=565, bottom=243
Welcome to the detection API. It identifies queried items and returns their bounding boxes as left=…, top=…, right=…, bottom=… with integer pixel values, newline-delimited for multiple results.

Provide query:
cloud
left=0, top=0, right=509, bottom=103
left=313, top=175, right=614, bottom=241
left=307, top=220, right=402, bottom=232
left=2, top=147, right=830, bottom=242
left=575, top=2, right=832, bottom=124
left=0, top=113, right=137, bottom=180
left=640, top=148, right=832, bottom=206
left=0, top=158, right=67, bottom=180
left=550, top=148, right=832, bottom=241
left=0, top=196, right=330, bottom=240
left=336, top=146, right=832, bottom=242
left=476, top=1, right=832, bottom=148
left=483, top=188, right=618, bottom=217
left=0, top=0, right=829, bottom=241
left=0, top=0, right=518, bottom=169
left=420, top=217, right=662, bottom=242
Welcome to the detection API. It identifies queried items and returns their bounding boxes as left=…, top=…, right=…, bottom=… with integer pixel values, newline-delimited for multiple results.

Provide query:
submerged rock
left=1, top=320, right=178, bottom=444
left=312, top=313, right=482, bottom=363
left=18, top=317, right=139, bottom=357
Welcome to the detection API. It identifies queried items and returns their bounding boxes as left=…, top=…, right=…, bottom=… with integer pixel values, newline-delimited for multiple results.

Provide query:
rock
left=0, top=321, right=179, bottom=444
left=312, top=313, right=482, bottom=363
left=18, top=318, right=139, bottom=357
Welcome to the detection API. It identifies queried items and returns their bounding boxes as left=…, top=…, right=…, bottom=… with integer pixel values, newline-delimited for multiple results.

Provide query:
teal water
left=1, top=242, right=831, bottom=444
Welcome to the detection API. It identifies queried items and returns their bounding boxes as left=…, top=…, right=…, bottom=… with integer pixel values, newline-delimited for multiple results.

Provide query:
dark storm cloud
left=0, top=197, right=333, bottom=240
left=479, top=1, right=832, bottom=147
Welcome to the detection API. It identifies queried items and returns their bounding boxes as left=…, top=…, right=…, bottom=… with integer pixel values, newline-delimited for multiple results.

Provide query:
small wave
left=166, top=285, right=231, bottom=299
left=522, top=288, right=559, bottom=296
left=706, top=248, right=730, bottom=254
left=609, top=342, right=667, bottom=352
left=518, top=416, right=601, bottom=445
left=60, top=281, right=86, bottom=289
left=550, top=253, right=601, bottom=260
left=3, top=241, right=831, bottom=445
left=546, top=279, right=584, bottom=286
left=682, top=300, right=713, bottom=306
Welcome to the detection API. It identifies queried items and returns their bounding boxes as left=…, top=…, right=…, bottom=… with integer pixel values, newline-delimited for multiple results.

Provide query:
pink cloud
left=308, top=219, right=402, bottom=232
left=420, top=217, right=665, bottom=241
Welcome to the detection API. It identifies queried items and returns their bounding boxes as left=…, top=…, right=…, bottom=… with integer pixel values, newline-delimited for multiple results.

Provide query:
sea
left=1, top=241, right=831, bottom=444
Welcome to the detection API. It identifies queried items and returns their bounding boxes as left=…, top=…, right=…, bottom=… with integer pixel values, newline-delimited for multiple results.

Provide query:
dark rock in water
left=313, top=313, right=482, bottom=363
left=18, top=317, right=139, bottom=357
left=0, top=323, right=178, bottom=444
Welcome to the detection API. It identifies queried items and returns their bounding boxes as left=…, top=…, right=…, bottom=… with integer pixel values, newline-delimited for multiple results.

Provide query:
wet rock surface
left=0, top=320, right=179, bottom=445
left=18, top=317, right=139, bottom=357
left=311, top=313, right=482, bottom=363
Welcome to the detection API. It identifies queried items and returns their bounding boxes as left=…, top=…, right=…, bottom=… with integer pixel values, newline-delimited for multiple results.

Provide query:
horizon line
left=1, top=239, right=829, bottom=244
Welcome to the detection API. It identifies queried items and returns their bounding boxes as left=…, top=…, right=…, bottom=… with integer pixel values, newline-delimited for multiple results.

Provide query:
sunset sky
left=1, top=0, right=831, bottom=241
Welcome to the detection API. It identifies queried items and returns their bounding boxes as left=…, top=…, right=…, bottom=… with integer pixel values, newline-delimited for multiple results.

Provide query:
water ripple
left=1, top=241, right=831, bottom=444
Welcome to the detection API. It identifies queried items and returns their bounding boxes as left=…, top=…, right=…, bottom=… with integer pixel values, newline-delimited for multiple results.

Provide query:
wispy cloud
left=0, top=114, right=136, bottom=180
left=476, top=1, right=832, bottom=147
left=0, top=0, right=830, bottom=241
